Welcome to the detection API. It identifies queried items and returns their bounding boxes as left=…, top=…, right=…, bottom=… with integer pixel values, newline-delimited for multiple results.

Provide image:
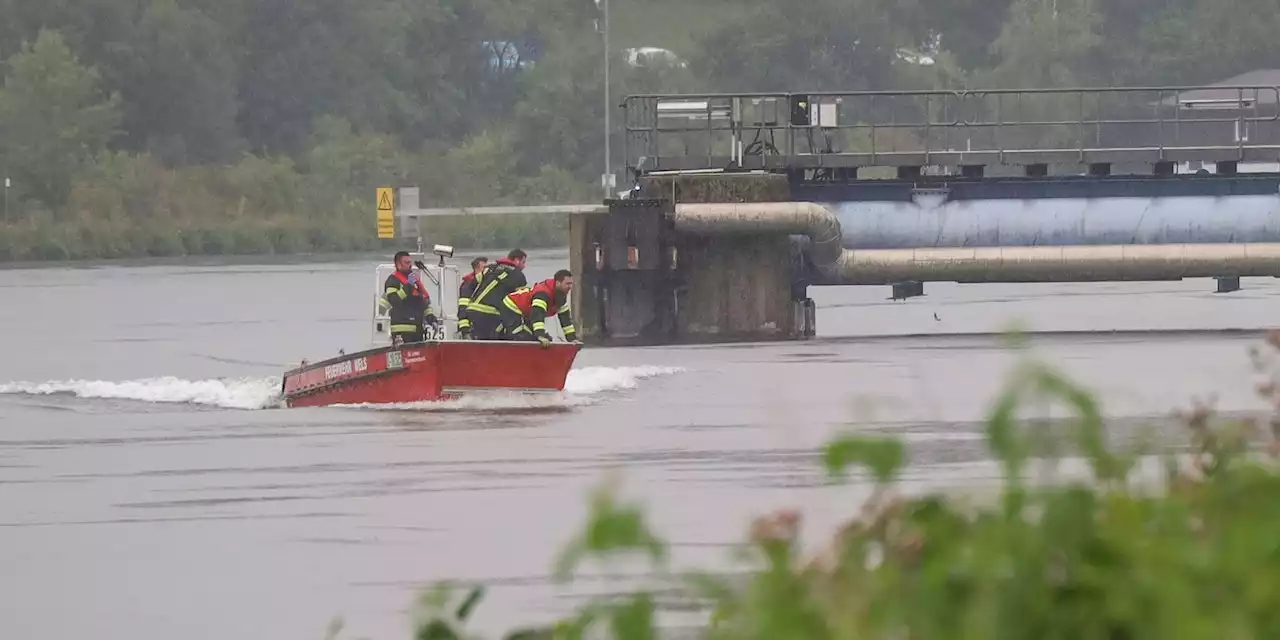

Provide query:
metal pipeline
left=827, top=194, right=1280, bottom=249
left=669, top=201, right=1280, bottom=285
left=830, top=243, right=1280, bottom=284
left=671, top=202, right=845, bottom=268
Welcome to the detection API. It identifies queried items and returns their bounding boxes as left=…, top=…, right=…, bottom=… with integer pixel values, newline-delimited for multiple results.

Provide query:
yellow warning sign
left=376, top=187, right=395, bottom=239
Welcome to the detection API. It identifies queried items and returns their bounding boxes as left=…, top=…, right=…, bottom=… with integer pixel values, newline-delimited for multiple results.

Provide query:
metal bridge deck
left=622, top=86, right=1280, bottom=177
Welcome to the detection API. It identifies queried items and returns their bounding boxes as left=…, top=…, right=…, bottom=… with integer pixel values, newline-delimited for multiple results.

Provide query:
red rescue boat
left=280, top=248, right=582, bottom=408
left=281, top=340, right=582, bottom=408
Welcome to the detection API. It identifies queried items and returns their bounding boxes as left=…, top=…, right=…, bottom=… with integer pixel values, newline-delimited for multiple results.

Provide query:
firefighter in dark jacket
left=501, top=269, right=579, bottom=347
left=382, top=251, right=437, bottom=344
left=465, top=248, right=527, bottom=340
left=456, top=257, right=488, bottom=339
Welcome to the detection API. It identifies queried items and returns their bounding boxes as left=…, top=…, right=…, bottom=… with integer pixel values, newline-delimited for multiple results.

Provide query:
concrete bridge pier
left=570, top=174, right=816, bottom=346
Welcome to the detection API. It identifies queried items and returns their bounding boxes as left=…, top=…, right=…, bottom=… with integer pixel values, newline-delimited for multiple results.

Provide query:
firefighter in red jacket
left=381, top=251, right=437, bottom=344
left=500, top=269, right=579, bottom=347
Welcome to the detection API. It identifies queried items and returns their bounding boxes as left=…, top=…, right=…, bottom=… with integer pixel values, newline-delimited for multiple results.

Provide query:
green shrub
left=383, top=330, right=1280, bottom=640
left=230, top=224, right=274, bottom=255
left=1, top=144, right=580, bottom=263
left=143, top=227, right=186, bottom=257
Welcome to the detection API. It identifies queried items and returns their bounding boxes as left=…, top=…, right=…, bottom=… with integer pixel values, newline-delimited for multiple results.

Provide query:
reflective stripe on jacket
left=383, top=270, right=431, bottom=333
left=502, top=279, right=576, bottom=338
left=466, top=258, right=526, bottom=316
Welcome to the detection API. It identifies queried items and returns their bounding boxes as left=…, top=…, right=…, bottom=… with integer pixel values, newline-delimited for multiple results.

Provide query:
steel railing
left=621, top=86, right=1280, bottom=173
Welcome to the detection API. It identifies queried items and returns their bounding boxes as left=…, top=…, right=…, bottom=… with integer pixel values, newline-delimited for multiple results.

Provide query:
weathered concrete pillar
left=650, top=173, right=811, bottom=344
left=569, top=198, right=677, bottom=345
left=676, top=233, right=800, bottom=340
left=571, top=173, right=816, bottom=345
left=568, top=209, right=604, bottom=343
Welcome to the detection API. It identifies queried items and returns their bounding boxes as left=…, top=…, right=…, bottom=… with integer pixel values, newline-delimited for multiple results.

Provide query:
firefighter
left=381, top=250, right=437, bottom=344
left=500, top=269, right=579, bottom=347
left=456, top=256, right=488, bottom=339
left=465, top=248, right=527, bottom=340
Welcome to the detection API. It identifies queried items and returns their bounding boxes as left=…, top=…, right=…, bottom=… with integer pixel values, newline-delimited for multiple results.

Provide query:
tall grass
left=362, top=330, right=1280, bottom=639
left=0, top=152, right=571, bottom=263
left=0, top=212, right=568, bottom=262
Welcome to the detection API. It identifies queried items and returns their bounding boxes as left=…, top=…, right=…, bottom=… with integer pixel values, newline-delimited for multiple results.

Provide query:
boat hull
left=281, top=340, right=582, bottom=408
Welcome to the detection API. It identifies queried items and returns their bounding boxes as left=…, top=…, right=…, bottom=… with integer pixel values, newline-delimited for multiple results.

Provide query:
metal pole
left=437, top=254, right=447, bottom=340
left=602, top=0, right=611, bottom=199
left=3, top=177, right=8, bottom=223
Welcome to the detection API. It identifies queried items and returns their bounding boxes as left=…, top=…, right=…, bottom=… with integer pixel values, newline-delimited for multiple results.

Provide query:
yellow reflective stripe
left=467, top=303, right=499, bottom=315
left=474, top=273, right=508, bottom=301
left=563, top=325, right=577, bottom=335
left=531, top=322, right=545, bottom=331
left=458, top=318, right=472, bottom=328
left=477, top=280, right=498, bottom=298
left=390, top=324, right=419, bottom=332
left=458, top=297, right=471, bottom=306
left=503, top=297, right=522, bottom=313
left=386, top=287, right=407, bottom=299
left=531, top=298, right=549, bottom=311
left=511, top=324, right=529, bottom=334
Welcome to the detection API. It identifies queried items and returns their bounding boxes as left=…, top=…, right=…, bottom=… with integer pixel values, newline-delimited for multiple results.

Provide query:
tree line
left=0, top=0, right=1274, bottom=260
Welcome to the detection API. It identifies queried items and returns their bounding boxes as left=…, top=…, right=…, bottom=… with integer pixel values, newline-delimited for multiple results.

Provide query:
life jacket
left=491, top=257, right=520, bottom=273
left=505, top=279, right=562, bottom=317
left=390, top=270, right=427, bottom=299
left=383, top=269, right=431, bottom=333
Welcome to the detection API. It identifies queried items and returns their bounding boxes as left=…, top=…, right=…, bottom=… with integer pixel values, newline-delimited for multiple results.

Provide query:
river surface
left=2, top=248, right=1278, bottom=639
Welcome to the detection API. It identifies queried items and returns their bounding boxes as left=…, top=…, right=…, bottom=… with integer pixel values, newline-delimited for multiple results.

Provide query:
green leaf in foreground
left=400, top=334, right=1280, bottom=640
left=822, top=435, right=906, bottom=483
left=608, top=592, right=657, bottom=640
left=554, top=476, right=667, bottom=581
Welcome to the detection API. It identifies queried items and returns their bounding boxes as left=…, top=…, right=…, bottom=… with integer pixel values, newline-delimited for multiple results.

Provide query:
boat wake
left=0, top=365, right=684, bottom=412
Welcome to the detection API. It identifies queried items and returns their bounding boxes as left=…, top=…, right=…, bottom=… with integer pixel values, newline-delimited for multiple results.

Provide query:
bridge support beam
left=677, top=233, right=800, bottom=342
left=571, top=173, right=816, bottom=345
left=891, top=281, right=924, bottom=300
left=570, top=181, right=1280, bottom=345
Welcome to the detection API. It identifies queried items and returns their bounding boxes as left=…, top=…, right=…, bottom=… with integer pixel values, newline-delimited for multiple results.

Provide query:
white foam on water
left=0, top=376, right=283, bottom=410
left=563, top=365, right=685, bottom=395
left=0, top=366, right=684, bottom=412
left=332, top=365, right=687, bottom=412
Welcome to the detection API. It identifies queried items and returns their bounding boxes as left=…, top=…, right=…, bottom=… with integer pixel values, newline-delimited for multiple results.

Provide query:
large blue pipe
left=825, top=194, right=1280, bottom=249
left=670, top=201, right=1280, bottom=284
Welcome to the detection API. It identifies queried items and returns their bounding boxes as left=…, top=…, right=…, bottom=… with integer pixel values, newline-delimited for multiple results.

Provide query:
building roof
left=1159, top=69, right=1280, bottom=108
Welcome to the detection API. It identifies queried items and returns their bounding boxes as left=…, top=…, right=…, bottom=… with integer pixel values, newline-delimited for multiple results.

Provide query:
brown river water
left=1, top=248, right=1277, bottom=639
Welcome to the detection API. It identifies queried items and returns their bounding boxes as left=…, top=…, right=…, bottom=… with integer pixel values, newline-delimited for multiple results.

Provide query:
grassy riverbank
left=383, top=331, right=1280, bottom=639
left=0, top=150, right=573, bottom=262
left=0, top=212, right=568, bottom=262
